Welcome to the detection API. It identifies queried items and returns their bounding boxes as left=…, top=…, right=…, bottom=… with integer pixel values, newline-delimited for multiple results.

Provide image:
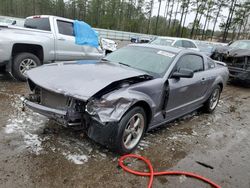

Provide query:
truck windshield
left=24, top=18, right=51, bottom=31
left=104, top=46, right=176, bottom=77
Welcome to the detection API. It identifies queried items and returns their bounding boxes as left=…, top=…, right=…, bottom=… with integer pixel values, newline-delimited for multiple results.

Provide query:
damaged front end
left=212, top=48, right=250, bottom=84
left=22, top=80, right=88, bottom=127
left=22, top=74, right=153, bottom=146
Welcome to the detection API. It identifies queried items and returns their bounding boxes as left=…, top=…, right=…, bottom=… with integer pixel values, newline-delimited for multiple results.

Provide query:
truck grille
left=40, top=89, right=69, bottom=110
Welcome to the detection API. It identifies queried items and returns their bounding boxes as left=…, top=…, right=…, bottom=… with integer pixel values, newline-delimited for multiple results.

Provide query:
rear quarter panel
left=203, top=64, right=229, bottom=100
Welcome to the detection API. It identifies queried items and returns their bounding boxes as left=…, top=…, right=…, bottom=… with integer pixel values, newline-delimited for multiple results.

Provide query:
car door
left=54, top=19, right=84, bottom=61
left=165, top=54, right=208, bottom=119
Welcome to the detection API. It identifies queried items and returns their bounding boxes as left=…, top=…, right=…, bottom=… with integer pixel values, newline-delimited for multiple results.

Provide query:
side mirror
left=12, top=20, right=17, bottom=25
left=171, top=68, right=194, bottom=79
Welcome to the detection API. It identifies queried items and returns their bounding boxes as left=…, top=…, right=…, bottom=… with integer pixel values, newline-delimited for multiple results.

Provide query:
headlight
left=85, top=98, right=114, bottom=115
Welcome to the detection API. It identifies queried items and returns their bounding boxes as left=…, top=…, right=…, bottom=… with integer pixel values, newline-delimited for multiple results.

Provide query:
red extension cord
left=119, top=154, right=221, bottom=188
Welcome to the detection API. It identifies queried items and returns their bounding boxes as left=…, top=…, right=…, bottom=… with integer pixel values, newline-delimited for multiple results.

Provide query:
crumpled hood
left=215, top=46, right=250, bottom=57
left=215, top=46, right=232, bottom=54
left=227, top=48, right=250, bottom=57
left=27, top=60, right=148, bottom=101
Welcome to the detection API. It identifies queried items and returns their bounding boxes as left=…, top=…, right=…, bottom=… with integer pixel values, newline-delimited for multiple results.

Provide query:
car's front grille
left=40, top=88, right=69, bottom=110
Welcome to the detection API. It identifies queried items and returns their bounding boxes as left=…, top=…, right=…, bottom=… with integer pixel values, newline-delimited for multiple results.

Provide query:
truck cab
left=0, top=15, right=104, bottom=81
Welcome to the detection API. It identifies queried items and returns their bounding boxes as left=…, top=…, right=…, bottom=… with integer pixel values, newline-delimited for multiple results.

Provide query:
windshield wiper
left=118, top=62, right=131, bottom=67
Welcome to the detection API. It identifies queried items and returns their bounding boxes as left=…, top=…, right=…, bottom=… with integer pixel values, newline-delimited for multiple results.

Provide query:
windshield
left=104, top=46, right=176, bottom=77
left=229, top=41, right=250, bottom=50
left=150, top=38, right=174, bottom=46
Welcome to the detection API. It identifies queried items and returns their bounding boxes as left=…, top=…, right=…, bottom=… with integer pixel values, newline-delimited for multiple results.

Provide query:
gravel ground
left=0, top=73, right=249, bottom=188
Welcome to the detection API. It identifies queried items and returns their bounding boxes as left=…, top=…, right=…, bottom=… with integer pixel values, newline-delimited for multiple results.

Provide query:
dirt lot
left=0, top=73, right=249, bottom=188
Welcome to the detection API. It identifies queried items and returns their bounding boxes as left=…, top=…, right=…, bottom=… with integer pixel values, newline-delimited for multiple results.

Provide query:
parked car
left=195, top=40, right=225, bottom=57
left=150, top=37, right=200, bottom=51
left=211, top=40, right=250, bottom=84
left=130, top=36, right=152, bottom=43
left=22, top=44, right=229, bottom=154
left=0, top=15, right=104, bottom=81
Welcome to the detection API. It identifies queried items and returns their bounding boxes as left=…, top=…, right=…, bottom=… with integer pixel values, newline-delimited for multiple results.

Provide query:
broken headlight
left=85, top=98, right=114, bottom=115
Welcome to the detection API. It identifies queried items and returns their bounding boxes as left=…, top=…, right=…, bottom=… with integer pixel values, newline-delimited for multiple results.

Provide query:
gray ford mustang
left=22, top=44, right=229, bottom=154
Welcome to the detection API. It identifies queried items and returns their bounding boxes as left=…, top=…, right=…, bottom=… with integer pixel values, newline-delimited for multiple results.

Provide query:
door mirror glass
left=171, top=68, right=194, bottom=79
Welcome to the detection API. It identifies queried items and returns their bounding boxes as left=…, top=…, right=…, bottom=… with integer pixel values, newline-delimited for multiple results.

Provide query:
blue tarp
left=73, top=20, right=99, bottom=47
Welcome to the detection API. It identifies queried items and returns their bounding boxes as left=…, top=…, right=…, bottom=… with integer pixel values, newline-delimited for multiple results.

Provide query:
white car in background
left=150, top=36, right=200, bottom=51
left=100, top=38, right=117, bottom=55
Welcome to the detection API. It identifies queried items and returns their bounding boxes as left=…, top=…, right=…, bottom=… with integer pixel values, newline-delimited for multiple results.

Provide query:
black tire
left=203, top=85, right=221, bottom=113
left=12, top=52, right=41, bottom=81
left=113, top=106, right=147, bottom=154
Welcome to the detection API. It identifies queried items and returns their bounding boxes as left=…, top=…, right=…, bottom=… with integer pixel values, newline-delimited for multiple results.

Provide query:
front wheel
left=113, top=106, right=147, bottom=154
left=12, top=53, right=41, bottom=81
left=203, top=85, right=221, bottom=113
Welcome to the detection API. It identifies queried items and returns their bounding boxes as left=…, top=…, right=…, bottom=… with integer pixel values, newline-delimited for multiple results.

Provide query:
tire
left=113, top=106, right=147, bottom=154
left=12, top=52, right=41, bottom=81
left=203, top=85, right=221, bottom=113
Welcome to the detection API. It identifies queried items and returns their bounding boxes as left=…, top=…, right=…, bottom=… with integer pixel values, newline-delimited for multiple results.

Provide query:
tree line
left=0, top=0, right=249, bottom=42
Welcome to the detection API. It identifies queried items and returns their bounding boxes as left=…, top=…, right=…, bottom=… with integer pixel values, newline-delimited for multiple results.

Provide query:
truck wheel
left=203, top=85, right=221, bottom=113
left=12, top=53, right=41, bottom=81
left=113, top=106, right=147, bottom=154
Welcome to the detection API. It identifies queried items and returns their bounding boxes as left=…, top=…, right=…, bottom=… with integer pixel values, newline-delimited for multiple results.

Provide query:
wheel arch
left=217, top=82, right=223, bottom=91
left=12, top=43, right=44, bottom=63
left=128, top=100, right=152, bottom=131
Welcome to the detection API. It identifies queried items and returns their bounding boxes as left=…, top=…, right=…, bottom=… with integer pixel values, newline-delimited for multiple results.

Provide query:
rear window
left=24, top=18, right=51, bottom=31
left=183, top=40, right=196, bottom=48
left=151, top=38, right=174, bottom=46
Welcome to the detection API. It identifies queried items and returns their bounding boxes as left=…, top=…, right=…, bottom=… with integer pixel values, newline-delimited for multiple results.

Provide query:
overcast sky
left=151, top=1, right=229, bottom=31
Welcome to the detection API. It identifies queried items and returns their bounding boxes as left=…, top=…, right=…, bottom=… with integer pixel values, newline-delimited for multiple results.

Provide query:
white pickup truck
left=0, top=15, right=106, bottom=81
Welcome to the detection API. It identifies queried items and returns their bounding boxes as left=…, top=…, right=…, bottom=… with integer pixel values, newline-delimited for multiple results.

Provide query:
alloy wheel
left=122, top=113, right=145, bottom=150
left=19, top=58, right=37, bottom=76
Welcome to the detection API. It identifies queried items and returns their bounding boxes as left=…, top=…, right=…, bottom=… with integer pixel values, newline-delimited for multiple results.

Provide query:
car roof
left=26, top=15, right=74, bottom=22
left=155, top=36, right=195, bottom=42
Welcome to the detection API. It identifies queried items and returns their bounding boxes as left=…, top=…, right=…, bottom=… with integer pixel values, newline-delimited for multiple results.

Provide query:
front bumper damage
left=212, top=50, right=250, bottom=84
left=20, top=95, right=126, bottom=147
left=228, top=66, right=250, bottom=84
left=21, top=97, right=68, bottom=124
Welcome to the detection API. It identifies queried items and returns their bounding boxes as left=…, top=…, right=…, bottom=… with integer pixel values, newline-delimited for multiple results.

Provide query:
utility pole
left=155, top=0, right=162, bottom=35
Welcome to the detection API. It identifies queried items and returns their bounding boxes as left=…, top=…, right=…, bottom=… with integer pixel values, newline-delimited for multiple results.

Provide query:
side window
left=207, top=58, right=216, bottom=69
left=176, top=54, right=204, bottom=73
left=183, top=40, right=196, bottom=48
left=174, top=40, right=183, bottom=47
left=57, top=20, right=74, bottom=36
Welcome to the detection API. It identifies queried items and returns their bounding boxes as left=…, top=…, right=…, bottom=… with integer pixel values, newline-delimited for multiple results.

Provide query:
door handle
left=58, top=38, right=66, bottom=41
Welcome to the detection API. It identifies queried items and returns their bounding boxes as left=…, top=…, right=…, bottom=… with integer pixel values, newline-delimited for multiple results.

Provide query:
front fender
left=88, top=89, right=156, bottom=123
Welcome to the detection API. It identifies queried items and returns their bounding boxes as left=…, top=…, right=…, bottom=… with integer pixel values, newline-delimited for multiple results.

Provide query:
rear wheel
left=12, top=53, right=41, bottom=81
left=113, top=106, right=146, bottom=154
left=203, top=85, right=221, bottom=113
